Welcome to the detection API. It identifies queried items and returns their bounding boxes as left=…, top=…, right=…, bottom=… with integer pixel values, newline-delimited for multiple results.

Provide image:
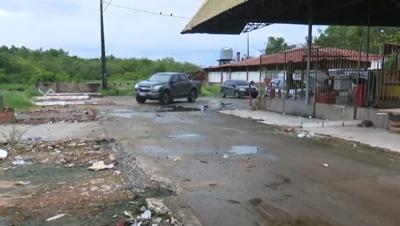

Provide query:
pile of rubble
left=15, top=106, right=97, bottom=124
left=117, top=198, right=183, bottom=226
left=0, top=138, right=181, bottom=225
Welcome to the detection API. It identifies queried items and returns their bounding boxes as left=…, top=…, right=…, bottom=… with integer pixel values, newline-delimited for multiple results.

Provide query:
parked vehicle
left=134, top=72, right=201, bottom=105
left=220, top=80, right=258, bottom=99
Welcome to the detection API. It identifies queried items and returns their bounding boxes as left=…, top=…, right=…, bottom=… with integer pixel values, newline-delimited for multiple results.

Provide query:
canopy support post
left=306, top=4, right=313, bottom=105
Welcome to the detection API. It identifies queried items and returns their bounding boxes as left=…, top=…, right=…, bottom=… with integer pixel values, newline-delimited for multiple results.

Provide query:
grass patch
left=201, top=84, right=221, bottom=97
left=0, top=84, right=39, bottom=111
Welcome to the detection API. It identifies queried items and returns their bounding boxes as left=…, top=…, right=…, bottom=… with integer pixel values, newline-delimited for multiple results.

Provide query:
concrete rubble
left=0, top=138, right=183, bottom=225
left=0, top=148, right=8, bottom=159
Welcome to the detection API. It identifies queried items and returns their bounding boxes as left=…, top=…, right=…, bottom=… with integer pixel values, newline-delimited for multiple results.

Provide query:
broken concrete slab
left=0, top=148, right=8, bottom=159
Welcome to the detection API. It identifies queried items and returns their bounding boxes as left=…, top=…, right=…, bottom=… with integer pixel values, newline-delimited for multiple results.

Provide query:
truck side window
left=171, top=75, right=179, bottom=83
left=179, top=74, right=188, bottom=82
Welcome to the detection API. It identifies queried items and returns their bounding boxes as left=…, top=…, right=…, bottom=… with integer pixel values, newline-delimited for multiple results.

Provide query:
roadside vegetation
left=0, top=46, right=199, bottom=84
left=201, top=84, right=221, bottom=97
left=0, top=84, right=39, bottom=110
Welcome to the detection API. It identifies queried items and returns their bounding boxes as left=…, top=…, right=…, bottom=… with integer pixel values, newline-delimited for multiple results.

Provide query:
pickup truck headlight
left=134, top=84, right=139, bottom=89
left=151, top=85, right=163, bottom=92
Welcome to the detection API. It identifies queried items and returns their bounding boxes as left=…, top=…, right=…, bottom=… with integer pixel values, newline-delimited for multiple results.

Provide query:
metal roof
left=183, top=0, right=400, bottom=34
left=206, top=47, right=380, bottom=70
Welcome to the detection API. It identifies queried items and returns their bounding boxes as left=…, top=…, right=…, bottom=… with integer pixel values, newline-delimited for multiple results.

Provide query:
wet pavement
left=93, top=96, right=400, bottom=226
left=2, top=96, right=400, bottom=226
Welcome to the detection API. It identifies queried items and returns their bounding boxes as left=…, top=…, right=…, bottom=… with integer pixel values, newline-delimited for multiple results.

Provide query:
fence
left=262, top=44, right=400, bottom=111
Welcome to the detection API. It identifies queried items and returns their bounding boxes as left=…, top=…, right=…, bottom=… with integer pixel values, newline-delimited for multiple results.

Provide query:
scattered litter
left=123, top=210, right=134, bottom=219
left=12, top=156, right=31, bottom=166
left=22, top=136, right=44, bottom=144
left=15, top=181, right=31, bottom=186
left=0, top=148, right=8, bottom=160
left=321, top=163, right=329, bottom=168
left=353, top=144, right=357, bottom=148
left=223, top=154, right=230, bottom=159
left=146, top=198, right=170, bottom=215
left=139, top=210, right=152, bottom=219
left=88, top=161, right=115, bottom=171
left=46, top=214, right=66, bottom=222
left=297, top=133, right=306, bottom=138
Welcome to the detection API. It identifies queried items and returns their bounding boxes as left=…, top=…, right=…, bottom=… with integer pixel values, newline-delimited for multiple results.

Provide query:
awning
left=183, top=0, right=400, bottom=34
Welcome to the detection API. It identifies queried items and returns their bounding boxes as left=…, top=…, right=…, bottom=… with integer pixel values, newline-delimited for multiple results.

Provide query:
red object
left=353, top=84, right=366, bottom=107
left=316, top=91, right=336, bottom=104
left=0, top=108, right=14, bottom=124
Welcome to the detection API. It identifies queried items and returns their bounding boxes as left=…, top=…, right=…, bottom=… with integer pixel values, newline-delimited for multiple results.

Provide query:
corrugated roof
left=182, top=0, right=249, bottom=34
left=183, top=0, right=400, bottom=34
left=206, top=47, right=380, bottom=70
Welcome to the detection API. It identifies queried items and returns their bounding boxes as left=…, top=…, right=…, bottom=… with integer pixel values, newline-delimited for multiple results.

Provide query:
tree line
left=265, top=26, right=400, bottom=54
left=0, top=46, right=199, bottom=83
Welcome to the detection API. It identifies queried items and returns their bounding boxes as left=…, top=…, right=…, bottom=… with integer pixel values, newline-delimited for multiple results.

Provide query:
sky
left=0, top=0, right=325, bottom=66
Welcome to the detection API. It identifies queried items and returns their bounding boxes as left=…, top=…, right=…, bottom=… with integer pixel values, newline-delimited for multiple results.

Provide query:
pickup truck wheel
left=252, top=93, right=259, bottom=99
left=188, top=89, right=198, bottom=103
left=234, top=91, right=241, bottom=99
left=136, top=96, right=146, bottom=104
left=221, top=90, right=226, bottom=98
left=160, top=90, right=172, bottom=105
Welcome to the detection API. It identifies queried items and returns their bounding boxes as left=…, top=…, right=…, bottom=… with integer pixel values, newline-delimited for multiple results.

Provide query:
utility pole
left=247, top=32, right=250, bottom=59
left=100, top=0, right=108, bottom=90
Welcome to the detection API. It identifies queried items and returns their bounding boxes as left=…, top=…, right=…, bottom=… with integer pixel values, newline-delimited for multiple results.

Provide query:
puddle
left=1, top=164, right=92, bottom=185
left=225, top=146, right=279, bottom=161
left=228, top=146, right=264, bottom=156
left=166, top=134, right=201, bottom=139
left=158, top=105, right=202, bottom=112
left=108, top=109, right=140, bottom=118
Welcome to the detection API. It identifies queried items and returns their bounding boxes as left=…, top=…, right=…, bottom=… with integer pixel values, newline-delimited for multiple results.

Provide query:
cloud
left=0, top=0, right=325, bottom=66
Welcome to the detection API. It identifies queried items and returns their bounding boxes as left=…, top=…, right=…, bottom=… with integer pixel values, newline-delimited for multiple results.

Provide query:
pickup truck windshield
left=149, top=74, right=173, bottom=82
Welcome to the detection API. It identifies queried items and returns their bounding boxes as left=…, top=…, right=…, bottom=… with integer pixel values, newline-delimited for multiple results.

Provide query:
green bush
left=201, top=84, right=221, bottom=97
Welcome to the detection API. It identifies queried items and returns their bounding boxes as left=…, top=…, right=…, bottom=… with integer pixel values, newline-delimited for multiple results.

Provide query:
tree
left=265, top=37, right=295, bottom=54
left=314, top=26, right=400, bottom=53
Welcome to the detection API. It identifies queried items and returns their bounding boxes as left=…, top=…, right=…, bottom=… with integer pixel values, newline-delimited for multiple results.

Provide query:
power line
left=103, top=1, right=189, bottom=19
left=103, top=0, right=113, bottom=12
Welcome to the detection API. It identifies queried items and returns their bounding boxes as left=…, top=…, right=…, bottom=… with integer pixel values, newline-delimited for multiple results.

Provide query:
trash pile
left=0, top=138, right=182, bottom=225
left=15, top=106, right=97, bottom=124
left=117, top=198, right=183, bottom=226
left=34, top=93, right=103, bottom=106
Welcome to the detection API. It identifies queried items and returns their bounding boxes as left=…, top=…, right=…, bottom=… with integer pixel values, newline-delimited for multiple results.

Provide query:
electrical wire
left=103, top=1, right=189, bottom=19
left=103, top=0, right=113, bottom=12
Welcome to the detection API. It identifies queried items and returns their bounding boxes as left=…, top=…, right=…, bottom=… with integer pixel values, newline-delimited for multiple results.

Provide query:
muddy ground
left=0, top=138, right=181, bottom=226
left=1, top=96, right=400, bottom=226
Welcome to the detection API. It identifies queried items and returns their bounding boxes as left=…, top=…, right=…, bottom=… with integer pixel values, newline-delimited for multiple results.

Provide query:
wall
left=257, top=97, right=390, bottom=128
left=37, top=82, right=101, bottom=93
left=207, top=70, right=262, bottom=83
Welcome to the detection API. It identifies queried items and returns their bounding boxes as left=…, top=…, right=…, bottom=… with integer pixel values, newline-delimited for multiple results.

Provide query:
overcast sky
left=0, top=0, right=325, bottom=66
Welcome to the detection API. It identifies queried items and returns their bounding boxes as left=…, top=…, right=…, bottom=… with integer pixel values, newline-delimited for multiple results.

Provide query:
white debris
left=87, top=161, right=114, bottom=171
left=12, top=156, right=31, bottom=166
left=146, top=198, right=170, bottom=215
left=297, top=133, right=306, bottom=138
left=321, top=163, right=329, bottom=168
left=46, top=214, right=66, bottom=222
left=0, top=149, right=8, bottom=160
left=139, top=210, right=152, bottom=219
left=15, top=181, right=31, bottom=186
left=123, top=210, right=134, bottom=219
left=223, top=154, right=229, bottom=159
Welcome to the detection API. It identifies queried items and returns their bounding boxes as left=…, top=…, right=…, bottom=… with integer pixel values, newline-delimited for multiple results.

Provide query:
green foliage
left=201, top=84, right=221, bottom=97
left=265, top=37, right=296, bottom=54
left=0, top=46, right=200, bottom=84
left=315, top=26, right=400, bottom=53
left=0, top=83, right=39, bottom=110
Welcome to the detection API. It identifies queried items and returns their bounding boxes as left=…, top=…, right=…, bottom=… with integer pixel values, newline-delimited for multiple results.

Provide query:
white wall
left=208, top=70, right=264, bottom=83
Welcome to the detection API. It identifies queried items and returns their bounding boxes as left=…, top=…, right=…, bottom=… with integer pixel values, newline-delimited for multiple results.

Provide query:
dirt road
left=2, top=96, right=400, bottom=226
left=93, top=97, right=400, bottom=226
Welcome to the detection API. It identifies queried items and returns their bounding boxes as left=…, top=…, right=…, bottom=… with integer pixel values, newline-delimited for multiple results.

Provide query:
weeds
left=1, top=125, right=27, bottom=147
